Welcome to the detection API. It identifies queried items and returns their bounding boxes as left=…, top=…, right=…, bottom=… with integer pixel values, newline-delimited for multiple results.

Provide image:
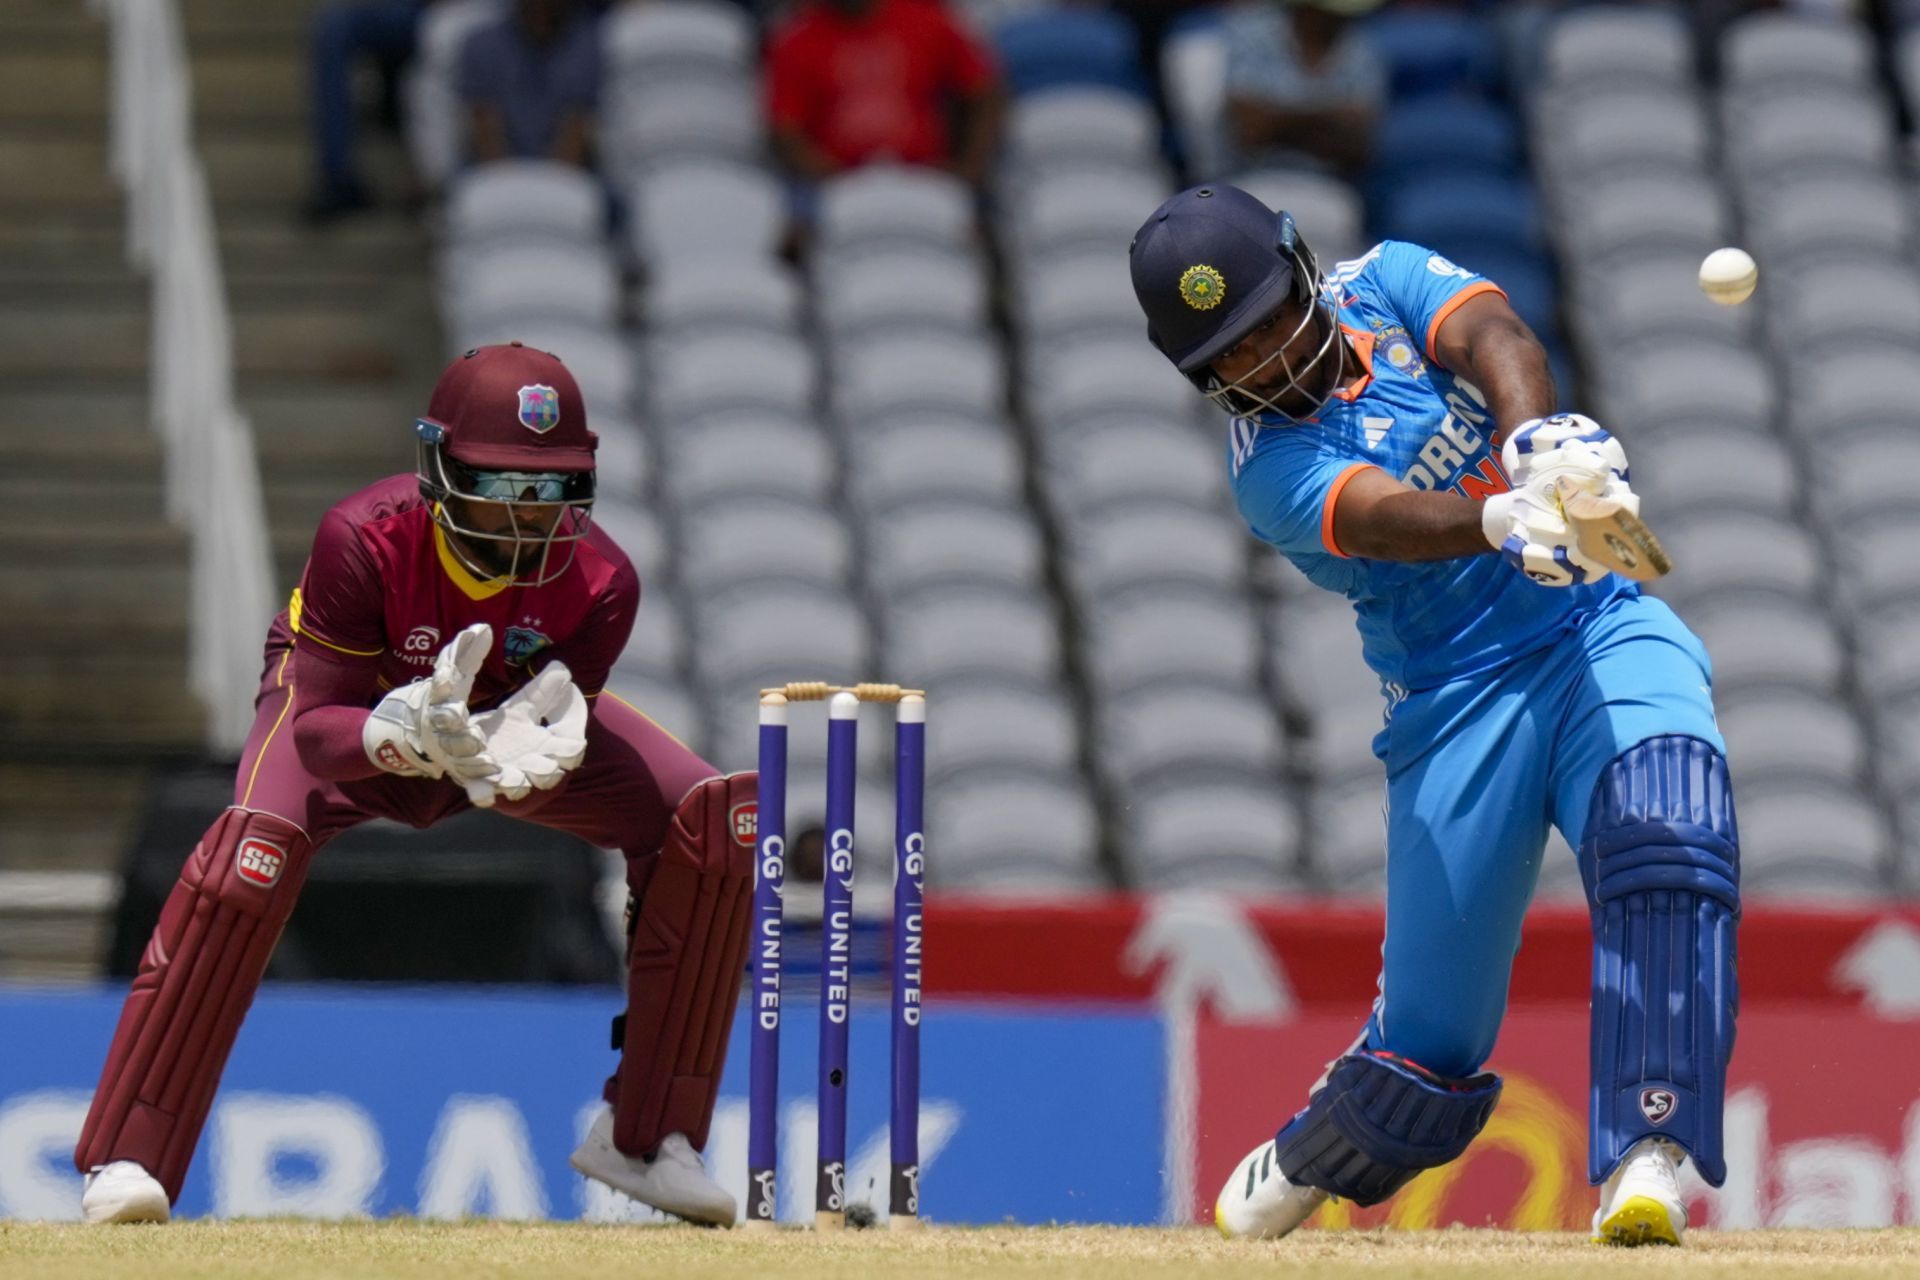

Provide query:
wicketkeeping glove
left=462, top=663, right=590, bottom=808
left=363, top=623, right=500, bottom=786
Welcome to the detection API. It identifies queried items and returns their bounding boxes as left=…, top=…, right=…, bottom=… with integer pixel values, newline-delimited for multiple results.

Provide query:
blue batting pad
left=1581, top=735, right=1740, bottom=1187
left=1274, top=1050, right=1501, bottom=1206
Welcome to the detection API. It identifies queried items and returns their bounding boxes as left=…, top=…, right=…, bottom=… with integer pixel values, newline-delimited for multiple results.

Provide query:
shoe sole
left=568, top=1149, right=734, bottom=1228
left=84, top=1193, right=170, bottom=1225
left=1593, top=1194, right=1680, bottom=1246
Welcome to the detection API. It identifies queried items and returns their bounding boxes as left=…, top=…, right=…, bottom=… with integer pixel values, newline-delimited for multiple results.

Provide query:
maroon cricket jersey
left=265, top=474, right=636, bottom=705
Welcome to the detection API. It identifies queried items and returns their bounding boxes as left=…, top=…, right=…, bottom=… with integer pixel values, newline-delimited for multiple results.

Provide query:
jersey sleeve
left=1233, top=426, right=1377, bottom=560
left=1362, top=240, right=1506, bottom=365
left=291, top=507, right=387, bottom=659
left=540, top=558, right=638, bottom=702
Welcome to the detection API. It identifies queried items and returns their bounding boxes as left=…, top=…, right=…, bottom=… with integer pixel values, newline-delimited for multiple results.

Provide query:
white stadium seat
left=866, top=499, right=1047, bottom=595
left=1099, top=680, right=1285, bottom=784
left=631, top=161, right=783, bottom=266
left=1066, top=499, right=1248, bottom=597
left=1084, top=584, right=1263, bottom=693
left=662, top=412, right=835, bottom=505
left=1006, top=89, right=1160, bottom=169
left=818, top=166, right=976, bottom=251
left=850, top=414, right=1025, bottom=507
left=445, top=161, right=605, bottom=244
left=680, top=496, right=852, bottom=590
left=923, top=677, right=1082, bottom=780
left=1126, top=778, right=1303, bottom=891
left=884, top=585, right=1063, bottom=683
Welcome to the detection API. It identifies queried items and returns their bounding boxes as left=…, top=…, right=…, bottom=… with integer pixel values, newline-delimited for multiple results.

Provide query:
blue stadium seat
left=1368, top=96, right=1520, bottom=204
left=993, top=10, right=1149, bottom=99
left=1382, top=174, right=1540, bottom=260
left=1443, top=243, right=1554, bottom=336
left=1361, top=10, right=1501, bottom=100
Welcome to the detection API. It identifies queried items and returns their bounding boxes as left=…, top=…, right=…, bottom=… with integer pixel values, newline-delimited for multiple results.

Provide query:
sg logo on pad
left=1639, top=1087, right=1677, bottom=1126
left=236, top=838, right=287, bottom=887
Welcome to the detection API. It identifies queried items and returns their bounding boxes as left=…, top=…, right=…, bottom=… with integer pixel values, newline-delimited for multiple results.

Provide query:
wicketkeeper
left=76, top=343, right=755, bottom=1226
left=1131, top=186, right=1739, bottom=1246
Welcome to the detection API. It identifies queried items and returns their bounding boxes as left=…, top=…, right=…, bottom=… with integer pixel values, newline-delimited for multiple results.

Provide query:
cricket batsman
left=1130, top=186, right=1739, bottom=1246
left=75, top=343, right=754, bottom=1227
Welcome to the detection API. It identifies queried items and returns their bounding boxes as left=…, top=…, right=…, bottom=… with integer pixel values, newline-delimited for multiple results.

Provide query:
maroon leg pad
left=74, top=807, right=312, bottom=1200
left=608, top=772, right=756, bottom=1157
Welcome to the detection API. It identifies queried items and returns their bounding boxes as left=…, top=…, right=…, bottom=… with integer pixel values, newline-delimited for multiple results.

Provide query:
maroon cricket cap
left=419, top=342, right=599, bottom=472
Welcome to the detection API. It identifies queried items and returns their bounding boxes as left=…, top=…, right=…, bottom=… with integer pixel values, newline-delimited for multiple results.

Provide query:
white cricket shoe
left=569, top=1109, right=736, bottom=1227
left=81, top=1161, right=169, bottom=1224
left=1592, top=1137, right=1687, bottom=1246
left=1214, top=1137, right=1328, bottom=1240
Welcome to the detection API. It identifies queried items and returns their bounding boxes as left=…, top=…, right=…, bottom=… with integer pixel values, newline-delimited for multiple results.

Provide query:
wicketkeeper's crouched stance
left=1130, top=187, right=1738, bottom=1246
left=75, top=344, right=755, bottom=1226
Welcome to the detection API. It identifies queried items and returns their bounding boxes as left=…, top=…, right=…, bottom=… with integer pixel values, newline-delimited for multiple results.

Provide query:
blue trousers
left=309, top=0, right=425, bottom=197
left=1357, top=592, right=1723, bottom=1078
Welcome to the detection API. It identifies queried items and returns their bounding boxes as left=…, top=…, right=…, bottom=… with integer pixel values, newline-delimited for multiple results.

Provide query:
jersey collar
left=1248, top=324, right=1377, bottom=427
left=432, top=511, right=516, bottom=601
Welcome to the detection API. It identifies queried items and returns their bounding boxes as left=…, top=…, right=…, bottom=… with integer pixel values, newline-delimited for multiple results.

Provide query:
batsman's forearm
left=1458, top=315, right=1556, bottom=444
left=1337, top=489, right=1496, bottom=562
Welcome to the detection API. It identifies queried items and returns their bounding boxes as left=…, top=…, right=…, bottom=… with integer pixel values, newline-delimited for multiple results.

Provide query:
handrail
left=95, top=0, right=276, bottom=755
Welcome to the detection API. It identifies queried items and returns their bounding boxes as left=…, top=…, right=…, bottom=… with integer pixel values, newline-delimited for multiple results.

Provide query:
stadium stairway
left=0, top=0, right=192, bottom=976
left=186, top=0, right=439, bottom=591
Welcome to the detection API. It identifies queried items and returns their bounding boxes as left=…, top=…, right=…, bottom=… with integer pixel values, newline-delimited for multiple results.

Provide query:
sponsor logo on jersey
left=237, top=838, right=287, bottom=887
left=1640, top=1087, right=1678, bottom=1126
left=397, top=624, right=441, bottom=667
left=1397, top=380, right=1511, bottom=501
left=503, top=625, right=550, bottom=666
left=1426, top=254, right=1473, bottom=281
left=731, top=801, right=758, bottom=848
left=516, top=384, right=560, bottom=434
left=1178, top=263, right=1225, bottom=311
left=1363, top=416, right=1394, bottom=449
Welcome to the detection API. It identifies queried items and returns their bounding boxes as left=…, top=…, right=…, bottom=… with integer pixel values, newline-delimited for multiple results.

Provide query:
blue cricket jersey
left=1228, top=240, right=1634, bottom=690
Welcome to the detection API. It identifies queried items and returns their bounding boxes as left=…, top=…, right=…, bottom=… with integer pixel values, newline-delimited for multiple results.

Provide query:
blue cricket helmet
left=1129, top=184, right=1336, bottom=415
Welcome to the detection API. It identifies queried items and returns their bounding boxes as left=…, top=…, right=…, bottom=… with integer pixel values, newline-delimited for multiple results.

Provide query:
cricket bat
left=1556, top=477, right=1672, bottom=582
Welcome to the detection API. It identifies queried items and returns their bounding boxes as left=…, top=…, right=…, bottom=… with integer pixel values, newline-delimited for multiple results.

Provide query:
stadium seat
left=631, top=160, right=783, bottom=266
left=1362, top=9, right=1498, bottom=99
left=588, top=498, right=669, bottom=585
left=1854, top=596, right=1920, bottom=700
left=617, top=585, right=688, bottom=677
left=814, top=245, right=990, bottom=337
left=644, top=261, right=803, bottom=335
left=649, top=329, right=814, bottom=420
left=1678, top=594, right=1845, bottom=696
left=445, top=161, right=606, bottom=244
left=1745, top=175, right=1911, bottom=266
left=1772, top=258, right=1920, bottom=341
left=1723, top=11, right=1874, bottom=91
left=1631, top=427, right=1796, bottom=517
left=603, top=672, right=705, bottom=757
left=1370, top=98, right=1520, bottom=198
left=883, top=584, right=1064, bottom=683
left=834, top=333, right=1006, bottom=421
left=1790, top=346, right=1920, bottom=436
left=1736, top=781, right=1892, bottom=890
left=848, top=413, right=1026, bottom=507
left=1381, top=174, right=1541, bottom=262
left=1010, top=164, right=1171, bottom=258
left=1043, top=416, right=1227, bottom=511
left=1099, top=680, right=1285, bottom=785
left=602, top=0, right=753, bottom=81
left=661, top=411, right=835, bottom=506
left=1575, top=252, right=1752, bottom=348
left=1084, top=584, right=1262, bottom=693
left=1599, top=339, right=1774, bottom=436
left=1542, top=5, right=1692, bottom=89
left=1715, top=689, right=1868, bottom=791
left=1005, top=88, right=1159, bottom=169
left=927, top=769, right=1103, bottom=883
left=679, top=496, right=852, bottom=590
left=1013, top=248, right=1142, bottom=344
left=817, top=167, right=976, bottom=252
left=1034, top=338, right=1192, bottom=425
left=442, top=241, right=620, bottom=333
left=1725, top=91, right=1896, bottom=180
left=451, top=320, right=637, bottom=418
left=1541, top=89, right=1710, bottom=180
left=1313, top=774, right=1388, bottom=892
left=921, top=676, right=1083, bottom=781
left=992, top=9, right=1149, bottom=98
left=1272, top=597, right=1378, bottom=717
left=1815, top=433, right=1920, bottom=528
left=1652, top=512, right=1824, bottom=606
left=1557, top=170, right=1729, bottom=266
left=1837, top=509, right=1920, bottom=612
left=1162, top=10, right=1230, bottom=179
left=590, top=413, right=650, bottom=498
left=1065, top=499, right=1248, bottom=597
left=603, top=81, right=760, bottom=175
left=1125, top=777, right=1302, bottom=890
left=865, top=498, right=1047, bottom=595
left=691, top=583, right=871, bottom=690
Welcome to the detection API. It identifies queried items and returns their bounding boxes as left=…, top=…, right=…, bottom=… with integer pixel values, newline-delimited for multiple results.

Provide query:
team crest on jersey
left=516, top=384, right=560, bottom=434
left=1179, top=264, right=1225, bottom=311
left=1376, top=326, right=1425, bottom=379
left=503, top=625, right=551, bottom=665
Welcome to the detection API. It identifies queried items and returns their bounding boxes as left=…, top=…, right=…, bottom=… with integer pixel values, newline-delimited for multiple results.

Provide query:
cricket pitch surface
left=4, top=1223, right=1918, bottom=1279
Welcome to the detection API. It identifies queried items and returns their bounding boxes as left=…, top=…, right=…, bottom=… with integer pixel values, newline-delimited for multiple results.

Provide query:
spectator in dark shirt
left=304, top=0, right=429, bottom=224
left=766, top=0, right=1004, bottom=190
left=458, top=0, right=602, bottom=169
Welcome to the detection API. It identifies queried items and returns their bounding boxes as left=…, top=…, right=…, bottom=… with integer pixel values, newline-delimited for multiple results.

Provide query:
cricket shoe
left=569, top=1109, right=737, bottom=1227
left=1592, top=1137, right=1687, bottom=1246
left=1214, top=1137, right=1328, bottom=1240
left=81, top=1161, right=170, bottom=1224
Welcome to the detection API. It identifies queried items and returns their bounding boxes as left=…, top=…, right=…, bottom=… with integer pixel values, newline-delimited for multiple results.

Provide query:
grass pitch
left=3, top=1223, right=1917, bottom=1280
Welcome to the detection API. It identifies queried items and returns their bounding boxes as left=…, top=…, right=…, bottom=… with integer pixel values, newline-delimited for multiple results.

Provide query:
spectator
left=1223, top=0, right=1386, bottom=178
left=304, top=0, right=430, bottom=225
left=458, top=0, right=601, bottom=169
left=766, top=0, right=1004, bottom=191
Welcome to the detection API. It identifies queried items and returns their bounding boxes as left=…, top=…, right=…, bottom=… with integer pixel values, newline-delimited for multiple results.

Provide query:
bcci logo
left=1640, top=1088, right=1677, bottom=1126
left=236, top=838, right=286, bottom=887
left=516, top=383, right=560, bottom=434
left=1178, top=263, right=1225, bottom=311
left=731, top=801, right=758, bottom=848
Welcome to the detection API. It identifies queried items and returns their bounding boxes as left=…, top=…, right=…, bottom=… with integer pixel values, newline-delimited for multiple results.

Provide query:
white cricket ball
left=1699, top=247, right=1758, bottom=306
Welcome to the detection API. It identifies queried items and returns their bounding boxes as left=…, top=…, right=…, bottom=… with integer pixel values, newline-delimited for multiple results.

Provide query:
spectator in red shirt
left=766, top=0, right=1004, bottom=191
